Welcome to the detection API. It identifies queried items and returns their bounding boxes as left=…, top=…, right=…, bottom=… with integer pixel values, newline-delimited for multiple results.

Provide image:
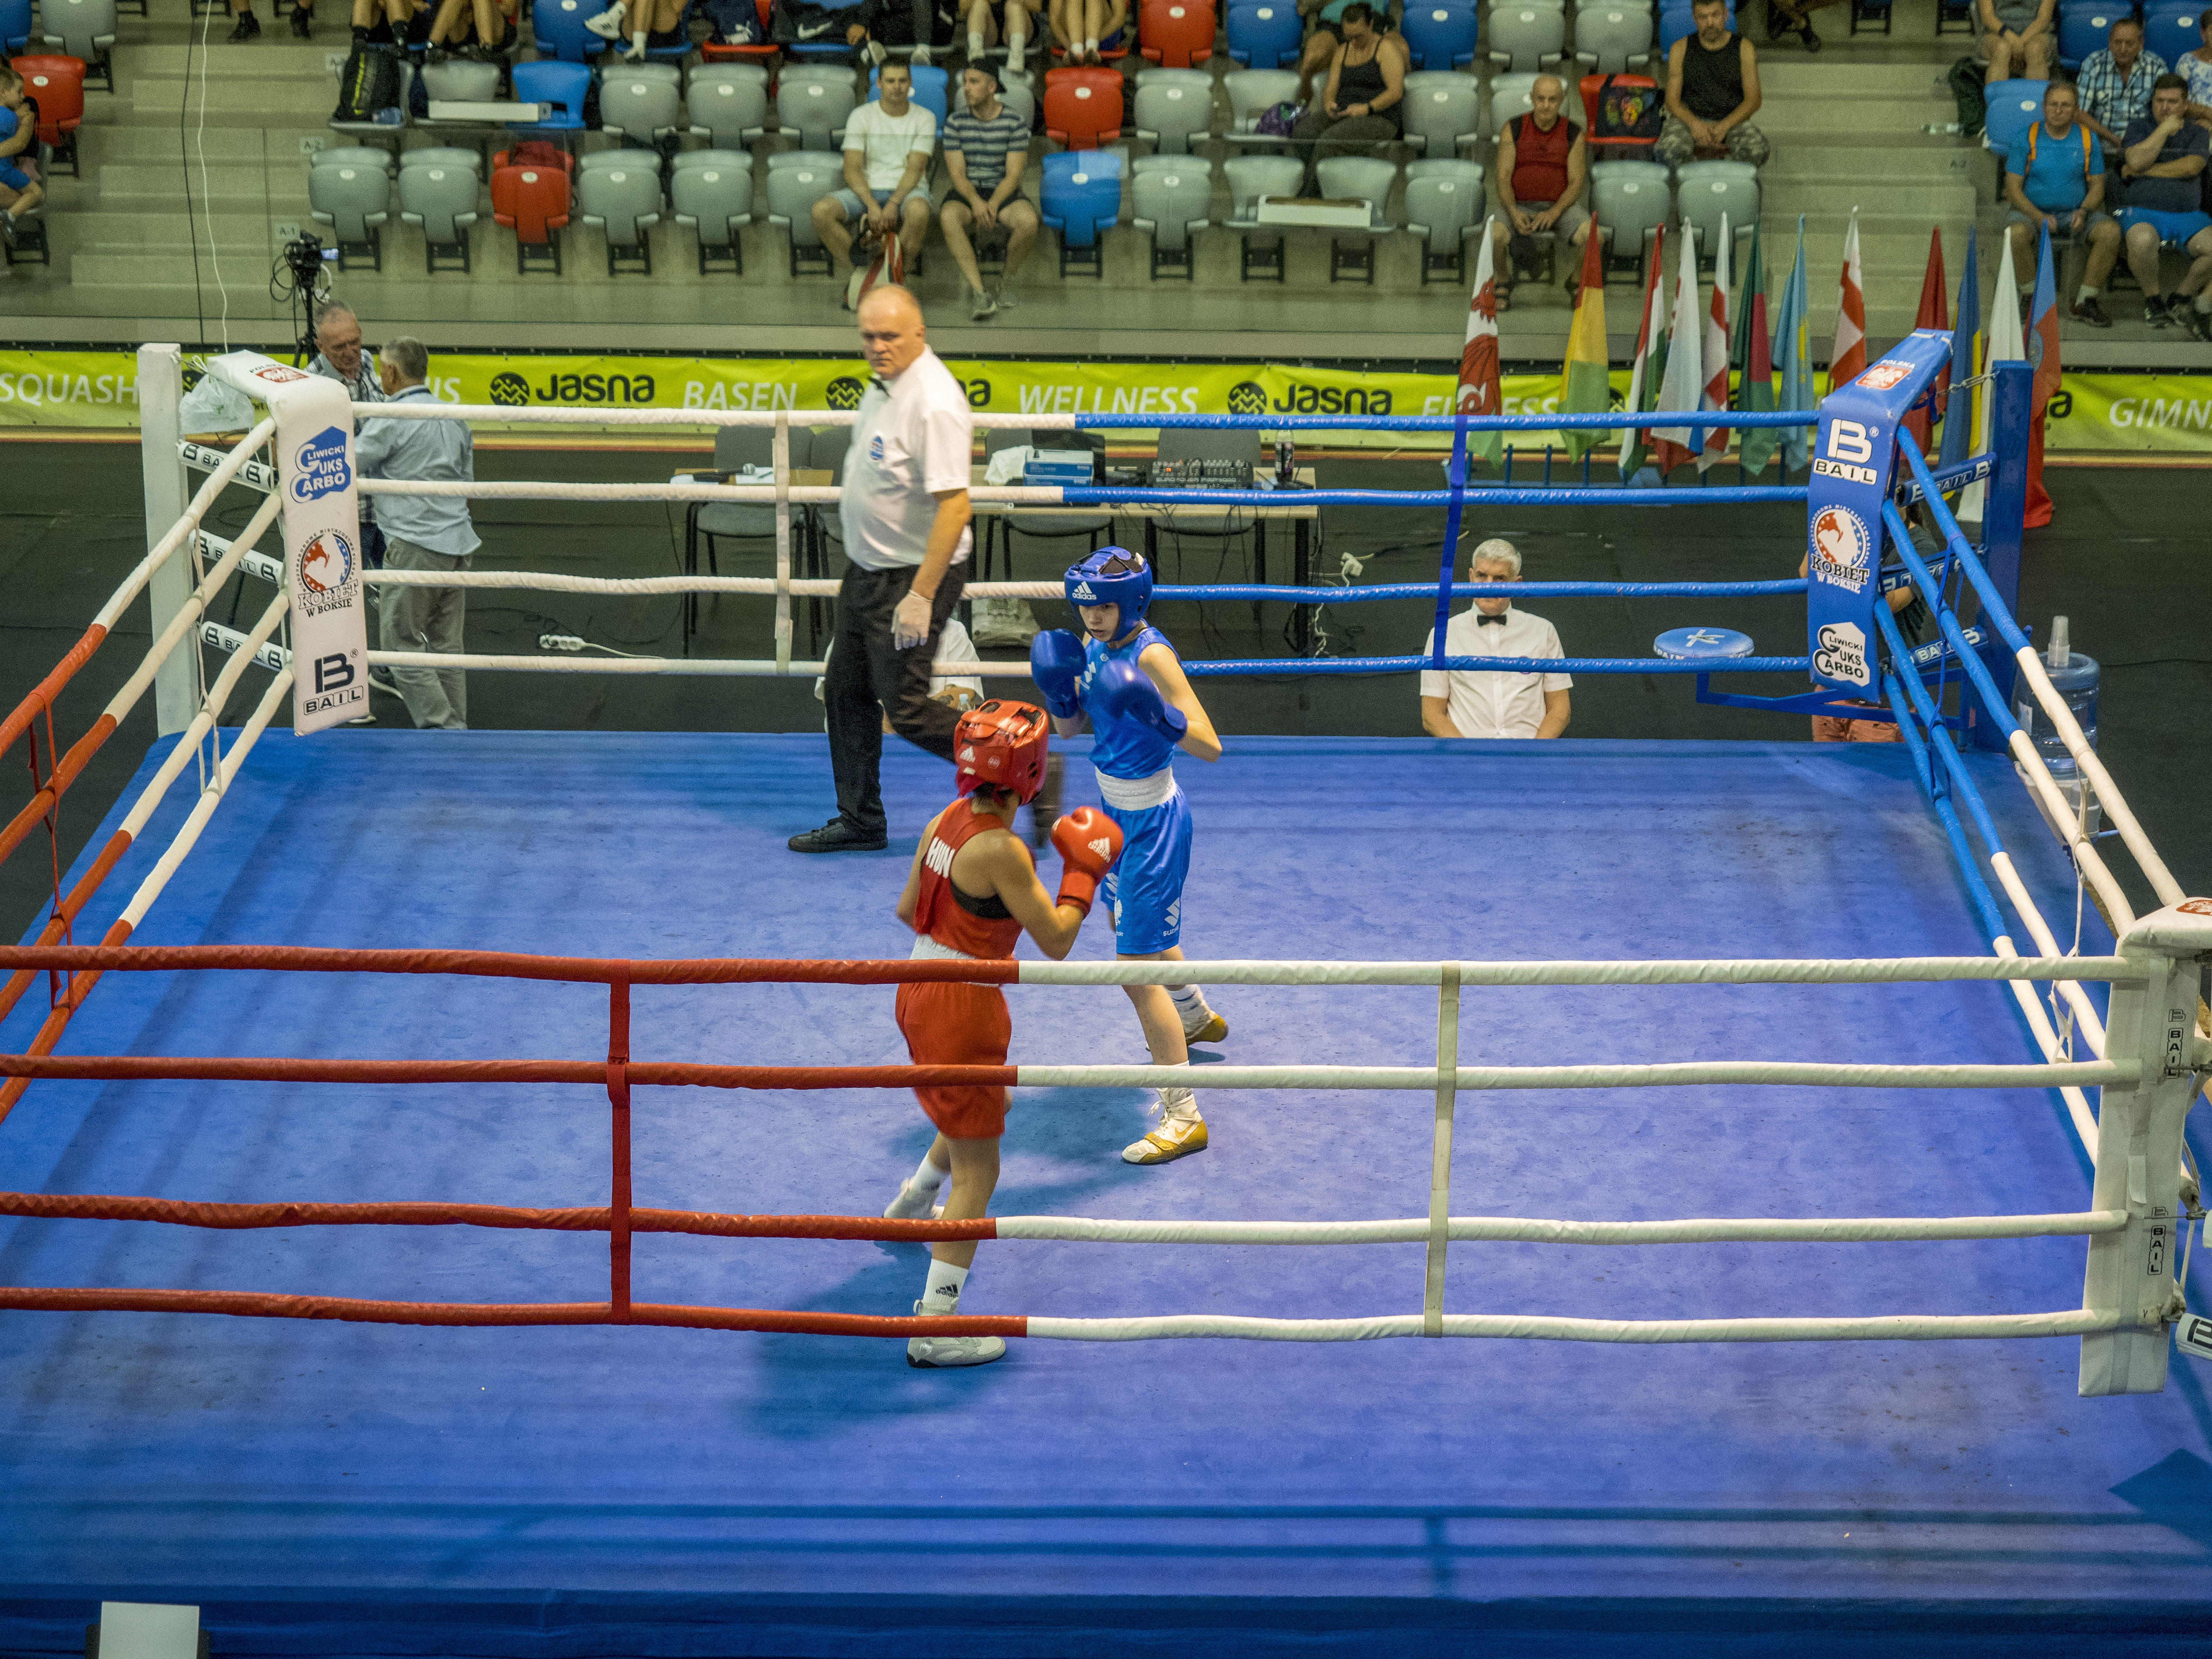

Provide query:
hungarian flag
left=1649, top=219, right=1706, bottom=476
left=1902, top=227, right=1948, bottom=454
left=1617, top=225, right=1670, bottom=480
left=2024, top=221, right=2061, bottom=526
left=1559, top=230, right=1611, bottom=459
left=1938, top=225, right=1979, bottom=474
left=1734, top=216, right=1778, bottom=476
left=1457, top=216, right=1505, bottom=470
left=1774, top=215, right=1814, bottom=472
left=1698, top=212, right=1732, bottom=470
left=1830, top=207, right=1865, bottom=393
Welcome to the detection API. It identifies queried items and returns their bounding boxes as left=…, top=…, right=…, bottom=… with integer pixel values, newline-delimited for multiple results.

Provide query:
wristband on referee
left=1056, top=868, right=1100, bottom=917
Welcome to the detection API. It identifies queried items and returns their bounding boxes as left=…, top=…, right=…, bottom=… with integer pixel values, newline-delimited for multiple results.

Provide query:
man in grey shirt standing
left=306, top=300, right=388, bottom=569
left=354, top=337, right=479, bottom=731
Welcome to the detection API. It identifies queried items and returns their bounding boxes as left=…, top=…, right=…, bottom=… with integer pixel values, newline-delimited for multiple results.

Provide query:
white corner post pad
left=209, top=350, right=370, bottom=735
left=95, top=1601, right=200, bottom=1659
left=2079, top=897, right=2212, bottom=1397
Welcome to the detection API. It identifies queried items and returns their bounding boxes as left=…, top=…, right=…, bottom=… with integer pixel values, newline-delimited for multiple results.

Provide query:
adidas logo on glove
left=960, top=745, right=975, bottom=760
left=1088, top=837, right=1111, bottom=858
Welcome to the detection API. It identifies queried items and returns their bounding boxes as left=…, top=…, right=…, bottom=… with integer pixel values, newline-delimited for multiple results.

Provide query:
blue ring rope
left=1149, top=579, right=1809, bottom=602
left=1900, top=446, right=2035, bottom=661
left=1180, top=655, right=1811, bottom=677
left=1059, top=486, right=1806, bottom=507
left=1882, top=501, right=2023, bottom=744
left=1882, top=666, right=2013, bottom=946
left=1066, top=411, right=1823, bottom=431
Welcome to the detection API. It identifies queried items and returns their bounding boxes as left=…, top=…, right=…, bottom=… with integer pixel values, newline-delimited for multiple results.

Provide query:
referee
left=790, top=286, right=976, bottom=854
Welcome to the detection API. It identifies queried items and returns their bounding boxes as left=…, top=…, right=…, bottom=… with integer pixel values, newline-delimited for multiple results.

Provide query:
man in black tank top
left=1657, top=0, right=1771, bottom=168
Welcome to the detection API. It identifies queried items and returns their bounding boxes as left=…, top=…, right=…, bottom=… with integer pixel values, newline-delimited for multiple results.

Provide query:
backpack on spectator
left=1589, top=73, right=1661, bottom=161
left=1255, top=100, right=1304, bottom=139
left=771, top=0, right=851, bottom=45
left=1947, top=56, right=1986, bottom=140
left=333, top=41, right=403, bottom=121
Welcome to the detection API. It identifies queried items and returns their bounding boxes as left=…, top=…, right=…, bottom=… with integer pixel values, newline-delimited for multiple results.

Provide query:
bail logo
left=290, top=424, right=354, bottom=503
left=1813, top=620, right=1871, bottom=687
left=295, top=529, right=357, bottom=617
left=1808, top=505, right=1873, bottom=593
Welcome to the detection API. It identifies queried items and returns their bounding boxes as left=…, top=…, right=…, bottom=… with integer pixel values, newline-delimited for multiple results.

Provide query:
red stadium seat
left=1579, top=69, right=1658, bottom=161
left=1137, top=0, right=1214, bottom=66
left=1042, top=64, right=1124, bottom=148
left=9, top=54, right=84, bottom=176
left=491, top=160, right=572, bottom=274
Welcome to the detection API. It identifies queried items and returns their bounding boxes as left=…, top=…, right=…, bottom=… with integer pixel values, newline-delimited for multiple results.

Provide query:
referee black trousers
left=826, top=558, right=967, bottom=839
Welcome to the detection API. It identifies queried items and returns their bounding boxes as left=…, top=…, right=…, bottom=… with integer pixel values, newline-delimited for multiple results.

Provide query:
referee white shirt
left=839, top=344, right=975, bottom=571
left=1419, top=604, right=1573, bottom=739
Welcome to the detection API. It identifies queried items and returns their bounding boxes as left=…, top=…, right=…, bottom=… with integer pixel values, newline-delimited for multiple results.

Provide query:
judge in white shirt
left=1418, top=537, right=1573, bottom=740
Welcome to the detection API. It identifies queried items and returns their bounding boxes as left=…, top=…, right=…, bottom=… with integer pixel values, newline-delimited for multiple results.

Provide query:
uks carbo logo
left=1813, top=620, right=1871, bottom=687
left=289, top=424, right=353, bottom=503
left=294, top=529, right=357, bottom=617
left=1808, top=505, right=1873, bottom=594
left=826, top=376, right=867, bottom=411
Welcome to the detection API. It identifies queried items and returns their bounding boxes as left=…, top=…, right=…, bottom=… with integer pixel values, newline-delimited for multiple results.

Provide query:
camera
left=283, top=232, right=333, bottom=288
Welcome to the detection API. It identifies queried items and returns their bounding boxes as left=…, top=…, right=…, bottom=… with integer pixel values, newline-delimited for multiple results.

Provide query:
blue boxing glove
left=1029, top=628, right=1086, bottom=719
left=1096, top=656, right=1187, bottom=743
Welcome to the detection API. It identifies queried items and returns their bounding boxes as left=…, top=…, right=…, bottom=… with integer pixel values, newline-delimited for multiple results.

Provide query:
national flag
left=2024, top=221, right=2061, bottom=527
left=1829, top=207, right=1865, bottom=394
left=1559, top=230, right=1612, bottom=459
left=1733, top=216, right=1778, bottom=475
left=1965, top=231, right=2024, bottom=523
left=1617, top=225, right=1670, bottom=480
left=1774, top=215, right=1814, bottom=472
left=1649, top=219, right=1707, bottom=476
left=1698, top=212, right=1732, bottom=470
left=1938, top=225, right=1979, bottom=475
left=1456, top=216, right=1506, bottom=470
left=1902, top=227, right=1948, bottom=454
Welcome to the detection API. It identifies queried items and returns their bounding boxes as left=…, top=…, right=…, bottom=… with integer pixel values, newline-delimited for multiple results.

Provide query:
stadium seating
left=1138, top=0, right=1215, bottom=66
left=671, top=155, right=751, bottom=274
left=598, top=66, right=684, bottom=142
left=419, top=55, right=500, bottom=102
left=1222, top=150, right=1300, bottom=279
left=36, top=0, right=111, bottom=90
left=508, top=60, right=592, bottom=135
left=1132, top=67, right=1215, bottom=153
left=778, top=72, right=856, bottom=149
left=1487, top=4, right=1565, bottom=71
left=0, top=0, right=31, bottom=54
left=1579, top=69, right=1657, bottom=159
left=2056, top=3, right=2122, bottom=70
left=1400, top=2, right=1479, bottom=68
left=1131, top=153, right=1211, bottom=277
left=1403, top=156, right=1485, bottom=281
left=1981, top=77, right=2046, bottom=154
left=1222, top=66, right=1299, bottom=143
left=2143, top=3, right=2199, bottom=66
left=1675, top=157, right=1756, bottom=268
left=698, top=0, right=774, bottom=62
left=531, top=0, right=606, bottom=61
left=1574, top=3, right=1653, bottom=72
left=688, top=65, right=770, bottom=149
left=1591, top=156, right=1668, bottom=274
left=400, top=146, right=479, bottom=173
left=764, top=155, right=837, bottom=275
left=1316, top=153, right=1396, bottom=281
left=1399, top=69, right=1481, bottom=155
left=1044, top=64, right=1125, bottom=148
left=1490, top=69, right=1540, bottom=129
left=768, top=148, right=844, bottom=170
left=398, top=160, right=479, bottom=273
left=1039, top=148, right=1123, bottom=274
left=491, top=155, right=572, bottom=272
left=999, top=76, right=1038, bottom=130
left=576, top=160, right=661, bottom=274
left=1225, top=0, right=1302, bottom=66
left=11, top=54, right=84, bottom=170
left=869, top=63, right=949, bottom=127
left=309, top=160, right=390, bottom=270
left=640, top=0, right=697, bottom=64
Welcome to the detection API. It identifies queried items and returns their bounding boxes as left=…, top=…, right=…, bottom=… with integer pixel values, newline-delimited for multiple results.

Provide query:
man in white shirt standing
left=811, top=61, right=938, bottom=291
left=1418, top=537, right=1573, bottom=739
left=791, top=285, right=978, bottom=854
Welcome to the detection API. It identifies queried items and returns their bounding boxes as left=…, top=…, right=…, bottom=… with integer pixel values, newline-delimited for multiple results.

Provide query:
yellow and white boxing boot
left=1123, top=1087, right=1207, bottom=1164
left=1169, top=984, right=1226, bottom=1045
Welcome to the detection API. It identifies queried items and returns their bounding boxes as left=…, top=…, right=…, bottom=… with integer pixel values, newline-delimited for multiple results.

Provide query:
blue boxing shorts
left=1099, top=787, right=1191, bottom=956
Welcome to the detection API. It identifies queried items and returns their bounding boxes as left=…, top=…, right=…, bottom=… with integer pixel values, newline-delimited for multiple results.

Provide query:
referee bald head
left=858, top=285, right=929, bottom=379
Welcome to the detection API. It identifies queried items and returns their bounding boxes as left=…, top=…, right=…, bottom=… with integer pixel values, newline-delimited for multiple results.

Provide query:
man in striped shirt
left=940, top=64, right=1038, bottom=319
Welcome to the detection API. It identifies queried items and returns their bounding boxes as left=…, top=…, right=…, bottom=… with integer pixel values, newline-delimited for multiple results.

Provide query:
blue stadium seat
left=1399, top=1, right=1479, bottom=68
left=0, top=0, right=34, bottom=52
left=868, top=62, right=950, bottom=128
left=1224, top=0, right=1303, bottom=66
left=509, top=59, right=594, bottom=132
left=2056, top=4, right=2122, bottom=70
left=1982, top=76, right=2046, bottom=155
left=1040, top=148, right=1124, bottom=274
left=2143, top=3, right=2200, bottom=66
left=531, top=0, right=608, bottom=60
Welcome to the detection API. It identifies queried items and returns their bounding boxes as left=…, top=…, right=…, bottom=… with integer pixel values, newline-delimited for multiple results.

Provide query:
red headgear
left=954, top=700, right=1051, bottom=803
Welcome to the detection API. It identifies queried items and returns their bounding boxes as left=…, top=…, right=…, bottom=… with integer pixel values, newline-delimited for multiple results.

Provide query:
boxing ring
left=2, top=344, right=2209, bottom=1653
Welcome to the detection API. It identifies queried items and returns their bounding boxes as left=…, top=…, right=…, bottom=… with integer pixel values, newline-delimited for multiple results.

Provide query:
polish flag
left=1830, top=206, right=1866, bottom=393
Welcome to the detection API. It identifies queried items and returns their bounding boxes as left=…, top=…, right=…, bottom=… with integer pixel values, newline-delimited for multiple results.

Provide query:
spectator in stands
left=307, top=302, right=388, bottom=567
left=1051, top=0, right=1126, bottom=65
left=424, top=0, right=513, bottom=56
left=2181, top=9, right=2212, bottom=131
left=941, top=64, right=1038, bottom=319
left=1490, top=72, right=1590, bottom=310
left=1764, top=0, right=1837, bottom=55
left=354, top=0, right=431, bottom=49
left=814, top=61, right=938, bottom=290
left=228, top=0, right=315, bottom=41
left=1295, top=0, right=1390, bottom=105
left=1289, top=3, right=1406, bottom=192
left=2002, top=81, right=2121, bottom=327
left=357, top=337, right=479, bottom=732
left=1418, top=538, right=1572, bottom=741
left=2118, top=74, right=2212, bottom=337
left=1976, top=0, right=2054, bottom=83
left=853, top=0, right=942, bottom=67
left=1657, top=0, right=1768, bottom=169
left=585, top=0, right=688, bottom=57
left=2077, top=16, right=2169, bottom=149
left=965, top=0, right=1036, bottom=81
left=0, top=66, right=42, bottom=250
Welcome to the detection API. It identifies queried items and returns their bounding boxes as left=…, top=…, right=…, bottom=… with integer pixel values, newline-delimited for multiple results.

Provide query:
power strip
left=539, top=633, right=587, bottom=652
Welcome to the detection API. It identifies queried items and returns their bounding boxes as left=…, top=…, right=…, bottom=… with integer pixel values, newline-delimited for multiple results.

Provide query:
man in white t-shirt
left=811, top=61, right=938, bottom=285
left=1418, top=537, right=1573, bottom=739
left=791, top=285, right=979, bottom=854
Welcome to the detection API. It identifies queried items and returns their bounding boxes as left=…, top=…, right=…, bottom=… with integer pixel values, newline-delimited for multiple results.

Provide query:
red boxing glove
left=1050, top=806, right=1123, bottom=917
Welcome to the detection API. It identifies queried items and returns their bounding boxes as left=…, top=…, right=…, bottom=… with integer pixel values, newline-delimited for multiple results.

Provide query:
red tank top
left=912, top=799, right=1028, bottom=960
left=1511, top=113, right=1574, bottom=206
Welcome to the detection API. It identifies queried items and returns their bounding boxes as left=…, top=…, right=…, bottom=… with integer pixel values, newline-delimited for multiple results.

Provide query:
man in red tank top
left=1490, top=74, right=1590, bottom=308
left=882, top=699, right=1124, bottom=1367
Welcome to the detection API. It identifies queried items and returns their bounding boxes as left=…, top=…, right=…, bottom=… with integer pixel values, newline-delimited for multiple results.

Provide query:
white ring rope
left=1024, top=1309, right=2126, bottom=1343
left=1004, top=957, right=2143, bottom=986
left=995, top=1210, right=2129, bottom=1244
left=1004, top=1060, right=2131, bottom=1091
left=363, top=568, right=1064, bottom=601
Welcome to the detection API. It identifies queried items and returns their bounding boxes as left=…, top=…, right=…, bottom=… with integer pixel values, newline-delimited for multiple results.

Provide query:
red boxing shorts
left=893, top=980, right=1012, bottom=1139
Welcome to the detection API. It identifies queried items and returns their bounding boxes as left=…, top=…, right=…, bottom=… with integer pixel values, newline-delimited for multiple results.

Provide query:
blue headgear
left=1065, top=545, right=1153, bottom=629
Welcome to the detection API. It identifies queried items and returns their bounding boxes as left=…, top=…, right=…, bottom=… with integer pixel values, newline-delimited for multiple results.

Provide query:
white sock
left=1006, top=26, right=1024, bottom=61
left=968, top=26, right=984, bottom=54
left=626, top=25, right=646, bottom=54
left=1166, top=983, right=1213, bottom=1028
left=909, top=1150, right=949, bottom=1193
left=2196, top=294, right=2212, bottom=314
left=1083, top=33, right=1097, bottom=52
left=920, top=1257, right=969, bottom=1313
left=2076, top=284, right=2098, bottom=303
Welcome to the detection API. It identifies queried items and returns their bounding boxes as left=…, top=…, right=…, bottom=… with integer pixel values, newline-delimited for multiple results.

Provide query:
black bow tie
left=1476, top=613, right=1508, bottom=626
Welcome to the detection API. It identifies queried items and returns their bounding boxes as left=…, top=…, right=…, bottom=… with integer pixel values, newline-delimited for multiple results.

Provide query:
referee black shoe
left=788, top=818, right=889, bottom=853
